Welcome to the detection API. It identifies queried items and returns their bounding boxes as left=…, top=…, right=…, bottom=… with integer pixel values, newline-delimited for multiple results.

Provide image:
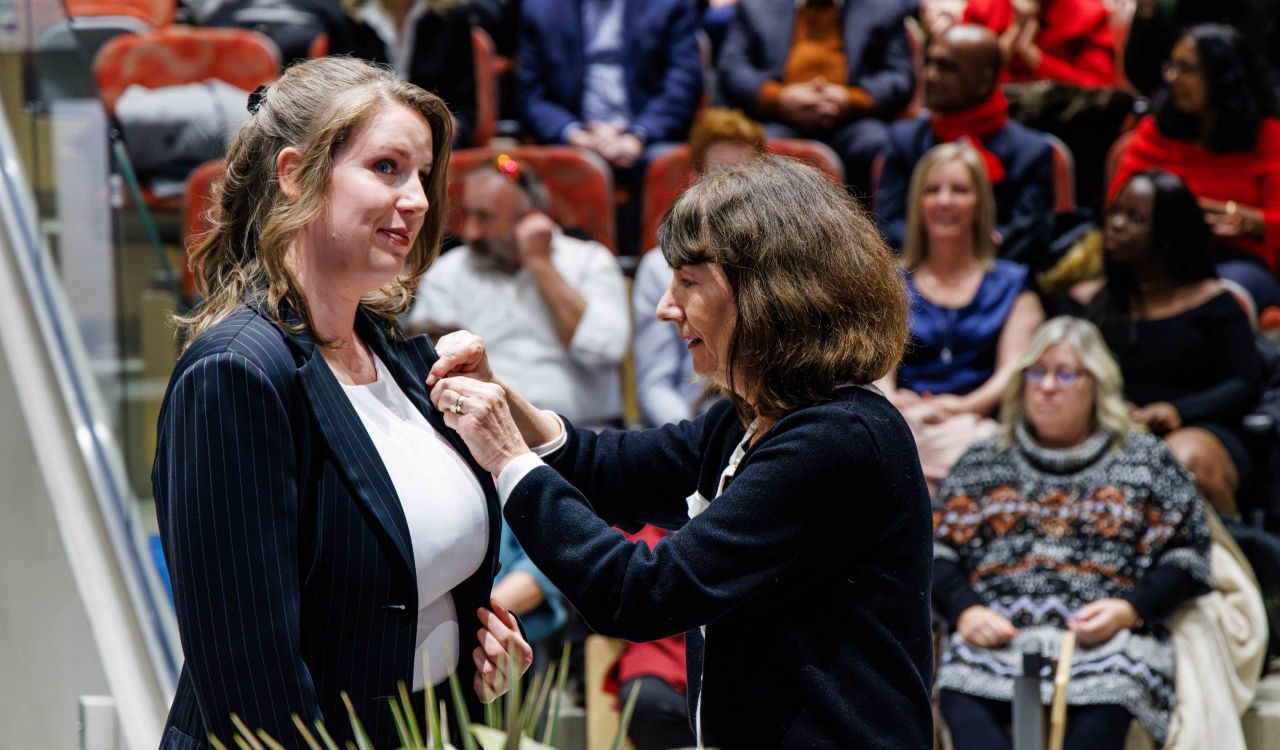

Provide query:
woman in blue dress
left=876, top=142, right=1045, bottom=493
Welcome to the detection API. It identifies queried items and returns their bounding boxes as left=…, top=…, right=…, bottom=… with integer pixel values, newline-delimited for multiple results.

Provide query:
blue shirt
left=497, top=525, right=567, bottom=643
left=898, top=259, right=1028, bottom=396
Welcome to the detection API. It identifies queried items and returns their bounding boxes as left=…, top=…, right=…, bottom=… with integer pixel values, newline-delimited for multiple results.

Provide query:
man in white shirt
left=408, top=158, right=630, bottom=427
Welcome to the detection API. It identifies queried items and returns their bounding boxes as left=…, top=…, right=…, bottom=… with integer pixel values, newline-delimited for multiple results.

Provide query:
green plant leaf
left=504, top=640, right=520, bottom=750
left=447, top=669, right=480, bottom=750
left=341, top=692, right=376, bottom=750
left=291, top=714, right=327, bottom=750
left=524, top=663, right=556, bottom=737
left=312, top=718, right=344, bottom=750
left=543, top=641, right=571, bottom=746
left=423, top=653, right=442, bottom=749
left=256, top=729, right=290, bottom=750
left=517, top=671, right=543, bottom=735
left=231, top=714, right=267, bottom=750
left=209, top=734, right=233, bottom=750
left=610, top=680, right=642, bottom=750
left=390, top=699, right=413, bottom=750
left=399, top=680, right=425, bottom=750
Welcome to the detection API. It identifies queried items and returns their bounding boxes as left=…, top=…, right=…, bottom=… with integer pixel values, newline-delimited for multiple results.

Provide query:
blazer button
left=381, top=603, right=408, bottom=612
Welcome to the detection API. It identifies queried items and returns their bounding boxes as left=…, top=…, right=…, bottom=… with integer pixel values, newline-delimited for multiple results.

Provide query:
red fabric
left=963, top=0, right=1115, bottom=89
left=1109, top=116, right=1280, bottom=270
left=930, top=89, right=1012, bottom=183
left=602, top=526, right=689, bottom=698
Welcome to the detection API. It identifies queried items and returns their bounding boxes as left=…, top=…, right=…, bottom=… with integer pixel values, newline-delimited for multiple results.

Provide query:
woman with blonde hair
left=878, top=141, right=1045, bottom=493
left=425, top=156, right=935, bottom=747
left=933, top=316, right=1211, bottom=750
left=154, top=57, right=529, bottom=750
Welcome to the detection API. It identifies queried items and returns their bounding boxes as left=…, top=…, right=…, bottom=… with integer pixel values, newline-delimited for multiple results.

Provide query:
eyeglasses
left=1023, top=366, right=1088, bottom=388
left=1162, top=59, right=1203, bottom=79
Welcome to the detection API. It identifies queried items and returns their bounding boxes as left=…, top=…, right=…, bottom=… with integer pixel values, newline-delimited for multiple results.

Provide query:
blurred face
left=656, top=262, right=738, bottom=389
left=922, top=37, right=991, bottom=113
left=1103, top=176, right=1156, bottom=267
left=460, top=170, right=527, bottom=273
left=921, top=159, right=979, bottom=245
left=1022, top=342, right=1096, bottom=449
left=702, top=140, right=758, bottom=174
left=1164, top=37, right=1210, bottom=114
left=297, top=102, right=433, bottom=296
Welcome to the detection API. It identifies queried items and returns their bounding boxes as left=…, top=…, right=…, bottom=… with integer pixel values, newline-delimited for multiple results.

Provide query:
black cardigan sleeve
left=932, top=557, right=986, bottom=627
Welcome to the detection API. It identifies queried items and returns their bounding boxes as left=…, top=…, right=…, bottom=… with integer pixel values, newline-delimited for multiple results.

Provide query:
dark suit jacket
left=152, top=304, right=500, bottom=749
left=330, top=5, right=477, bottom=145
left=504, top=388, right=935, bottom=747
left=717, top=0, right=915, bottom=120
left=877, top=115, right=1055, bottom=249
left=517, top=0, right=703, bottom=144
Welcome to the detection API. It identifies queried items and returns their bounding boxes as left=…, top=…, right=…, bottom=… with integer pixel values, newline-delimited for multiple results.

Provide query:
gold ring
left=450, top=396, right=466, bottom=414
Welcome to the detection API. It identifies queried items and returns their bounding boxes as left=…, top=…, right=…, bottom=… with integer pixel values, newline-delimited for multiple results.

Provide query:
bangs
left=657, top=184, right=719, bottom=269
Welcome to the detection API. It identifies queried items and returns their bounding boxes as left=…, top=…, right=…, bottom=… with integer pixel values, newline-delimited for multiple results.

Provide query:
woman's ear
left=277, top=147, right=304, bottom=200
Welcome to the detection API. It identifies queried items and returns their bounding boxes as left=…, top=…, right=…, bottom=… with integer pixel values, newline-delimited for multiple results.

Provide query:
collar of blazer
left=246, top=296, right=502, bottom=587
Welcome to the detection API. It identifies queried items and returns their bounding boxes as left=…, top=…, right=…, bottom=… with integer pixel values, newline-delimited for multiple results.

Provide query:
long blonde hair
left=999, top=316, right=1135, bottom=448
left=902, top=142, right=997, bottom=270
left=176, top=56, right=454, bottom=348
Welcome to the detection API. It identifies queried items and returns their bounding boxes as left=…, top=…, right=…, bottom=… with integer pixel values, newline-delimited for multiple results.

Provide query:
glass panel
left=0, top=0, right=182, bottom=684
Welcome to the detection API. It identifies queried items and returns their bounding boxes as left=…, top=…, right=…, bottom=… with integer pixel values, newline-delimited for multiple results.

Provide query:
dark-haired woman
left=153, top=57, right=529, bottom=750
left=1069, top=169, right=1263, bottom=516
left=1110, top=23, right=1280, bottom=309
left=424, top=156, right=935, bottom=747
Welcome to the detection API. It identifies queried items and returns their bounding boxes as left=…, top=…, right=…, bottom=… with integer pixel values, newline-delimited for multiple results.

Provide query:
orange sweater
left=757, top=1, right=873, bottom=117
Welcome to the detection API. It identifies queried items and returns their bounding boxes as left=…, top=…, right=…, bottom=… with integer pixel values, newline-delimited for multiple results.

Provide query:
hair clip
left=494, top=153, right=522, bottom=182
left=247, top=85, right=270, bottom=115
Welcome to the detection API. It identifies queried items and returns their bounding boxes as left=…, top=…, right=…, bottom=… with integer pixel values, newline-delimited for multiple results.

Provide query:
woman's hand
left=1200, top=198, right=1266, bottom=242
left=426, top=330, right=494, bottom=388
left=431, top=376, right=530, bottom=475
left=1069, top=598, right=1140, bottom=647
left=957, top=605, right=1019, bottom=648
left=1130, top=401, right=1182, bottom=435
left=473, top=600, right=534, bottom=703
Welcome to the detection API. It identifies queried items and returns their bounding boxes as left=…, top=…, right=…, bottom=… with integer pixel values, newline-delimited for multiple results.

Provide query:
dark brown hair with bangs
left=658, top=155, right=909, bottom=424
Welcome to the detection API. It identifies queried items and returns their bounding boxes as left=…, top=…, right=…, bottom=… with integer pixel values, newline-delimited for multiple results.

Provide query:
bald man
left=876, top=24, right=1054, bottom=251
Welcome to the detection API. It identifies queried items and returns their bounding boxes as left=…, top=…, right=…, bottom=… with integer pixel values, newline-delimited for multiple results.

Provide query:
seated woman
left=1110, top=23, right=1280, bottom=310
left=934, top=316, right=1212, bottom=750
left=1068, top=169, right=1264, bottom=516
left=962, top=0, right=1115, bottom=88
left=877, top=142, right=1044, bottom=493
left=330, top=0, right=477, bottom=145
left=633, top=107, right=765, bottom=427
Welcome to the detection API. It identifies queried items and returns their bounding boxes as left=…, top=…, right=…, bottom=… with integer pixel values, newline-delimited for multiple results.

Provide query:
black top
left=504, top=388, right=935, bottom=748
left=330, top=5, right=477, bottom=145
left=1093, top=291, right=1261, bottom=424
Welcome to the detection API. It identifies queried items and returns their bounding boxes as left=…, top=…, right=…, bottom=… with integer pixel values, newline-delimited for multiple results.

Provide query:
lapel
left=840, top=0, right=869, bottom=79
left=283, top=310, right=417, bottom=582
left=768, top=0, right=797, bottom=73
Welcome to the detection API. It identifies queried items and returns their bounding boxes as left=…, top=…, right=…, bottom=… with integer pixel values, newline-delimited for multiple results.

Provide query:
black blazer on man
left=504, top=388, right=935, bottom=747
left=152, top=305, right=500, bottom=749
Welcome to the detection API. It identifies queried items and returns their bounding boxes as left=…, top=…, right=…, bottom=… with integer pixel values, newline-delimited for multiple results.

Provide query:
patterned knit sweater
left=932, top=427, right=1212, bottom=743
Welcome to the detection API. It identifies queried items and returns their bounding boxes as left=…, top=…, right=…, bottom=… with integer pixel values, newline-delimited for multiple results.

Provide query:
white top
left=341, top=353, right=489, bottom=691
left=409, top=233, right=630, bottom=425
left=356, top=0, right=432, bottom=79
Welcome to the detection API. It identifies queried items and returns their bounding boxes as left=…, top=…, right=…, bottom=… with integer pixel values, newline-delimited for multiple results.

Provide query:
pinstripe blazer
left=152, top=303, right=501, bottom=750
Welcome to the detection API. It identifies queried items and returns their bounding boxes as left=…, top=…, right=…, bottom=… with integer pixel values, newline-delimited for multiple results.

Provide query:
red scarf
left=931, top=89, right=1010, bottom=183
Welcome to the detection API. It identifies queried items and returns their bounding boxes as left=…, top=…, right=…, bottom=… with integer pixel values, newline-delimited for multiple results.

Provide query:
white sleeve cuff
left=530, top=412, right=568, bottom=457
left=497, top=452, right=546, bottom=507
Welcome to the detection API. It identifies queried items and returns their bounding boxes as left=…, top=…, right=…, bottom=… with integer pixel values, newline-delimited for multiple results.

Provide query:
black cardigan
left=504, top=388, right=934, bottom=748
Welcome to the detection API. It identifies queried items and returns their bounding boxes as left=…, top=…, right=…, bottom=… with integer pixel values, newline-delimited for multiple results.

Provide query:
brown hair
left=902, top=142, right=997, bottom=269
left=176, top=56, right=454, bottom=347
left=659, top=155, right=909, bottom=424
left=687, top=108, right=766, bottom=173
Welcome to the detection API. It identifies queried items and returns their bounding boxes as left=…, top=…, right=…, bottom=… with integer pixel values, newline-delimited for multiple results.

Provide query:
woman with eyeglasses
left=876, top=142, right=1044, bottom=494
left=1067, top=169, right=1263, bottom=517
left=1109, top=23, right=1280, bottom=310
left=933, top=316, right=1212, bottom=750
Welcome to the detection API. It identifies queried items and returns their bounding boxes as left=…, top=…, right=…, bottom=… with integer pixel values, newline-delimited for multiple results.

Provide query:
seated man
left=877, top=24, right=1054, bottom=250
left=408, top=156, right=630, bottom=428
left=717, top=0, right=915, bottom=194
left=517, top=0, right=702, bottom=168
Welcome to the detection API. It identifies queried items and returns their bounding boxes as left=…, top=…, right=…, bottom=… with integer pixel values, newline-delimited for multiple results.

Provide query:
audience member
left=516, top=0, right=703, bottom=166
left=877, top=24, right=1055, bottom=251
left=329, top=0, right=477, bottom=145
left=407, top=155, right=630, bottom=427
left=962, top=0, right=1115, bottom=88
left=633, top=108, right=764, bottom=426
left=469, top=0, right=520, bottom=58
left=699, top=0, right=741, bottom=61
left=877, top=143, right=1044, bottom=493
left=716, top=0, right=915, bottom=194
left=1123, top=0, right=1280, bottom=99
left=1066, top=170, right=1263, bottom=517
left=934, top=315, right=1212, bottom=750
left=612, top=527, right=695, bottom=750
left=1110, top=24, right=1280, bottom=310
